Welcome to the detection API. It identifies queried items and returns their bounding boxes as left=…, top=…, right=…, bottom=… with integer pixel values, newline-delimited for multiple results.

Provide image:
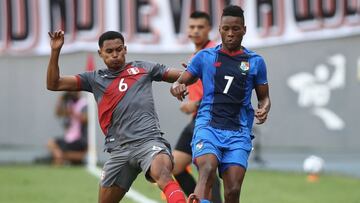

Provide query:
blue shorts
left=191, top=125, right=252, bottom=174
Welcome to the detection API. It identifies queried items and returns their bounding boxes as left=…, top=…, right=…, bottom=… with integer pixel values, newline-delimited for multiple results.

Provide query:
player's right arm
left=47, top=30, right=78, bottom=91
left=170, top=53, right=203, bottom=101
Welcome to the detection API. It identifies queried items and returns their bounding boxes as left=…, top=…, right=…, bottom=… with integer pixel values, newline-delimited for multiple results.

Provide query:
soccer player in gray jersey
left=47, top=30, right=188, bottom=203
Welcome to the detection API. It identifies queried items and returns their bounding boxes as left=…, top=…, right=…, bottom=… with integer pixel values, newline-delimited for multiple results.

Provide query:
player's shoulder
left=207, top=40, right=217, bottom=48
left=243, top=47, right=265, bottom=62
left=197, top=44, right=221, bottom=57
left=130, top=60, right=158, bottom=67
left=124, top=61, right=156, bottom=72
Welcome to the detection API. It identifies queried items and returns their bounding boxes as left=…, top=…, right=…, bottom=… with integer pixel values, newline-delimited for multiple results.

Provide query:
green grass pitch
left=0, top=165, right=359, bottom=203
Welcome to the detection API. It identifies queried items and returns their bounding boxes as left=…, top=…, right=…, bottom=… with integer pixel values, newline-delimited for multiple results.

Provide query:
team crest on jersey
left=239, top=61, right=249, bottom=75
left=127, top=67, right=140, bottom=75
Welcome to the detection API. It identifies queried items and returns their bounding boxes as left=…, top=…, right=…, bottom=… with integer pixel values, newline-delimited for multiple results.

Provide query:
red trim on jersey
left=75, top=75, right=81, bottom=90
left=98, top=66, right=146, bottom=135
left=220, top=48, right=244, bottom=56
left=162, top=68, right=170, bottom=81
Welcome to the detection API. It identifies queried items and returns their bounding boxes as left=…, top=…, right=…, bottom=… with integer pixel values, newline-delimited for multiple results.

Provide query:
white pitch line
left=87, top=165, right=160, bottom=203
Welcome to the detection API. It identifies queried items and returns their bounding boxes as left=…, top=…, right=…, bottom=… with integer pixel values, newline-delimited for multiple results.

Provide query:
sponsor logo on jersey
left=127, top=67, right=140, bottom=75
left=214, top=62, right=222, bottom=67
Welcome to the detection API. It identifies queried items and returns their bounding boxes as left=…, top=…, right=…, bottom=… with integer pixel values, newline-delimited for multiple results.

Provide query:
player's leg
left=220, top=132, right=251, bottom=203
left=150, top=153, right=187, bottom=203
left=98, top=185, right=126, bottom=203
left=221, top=165, right=246, bottom=203
left=173, top=120, right=197, bottom=196
left=191, top=126, right=222, bottom=203
left=150, top=153, right=176, bottom=187
left=99, top=146, right=140, bottom=203
left=138, top=139, right=186, bottom=203
left=47, top=138, right=65, bottom=165
left=173, top=150, right=195, bottom=196
left=193, top=154, right=218, bottom=201
left=211, top=176, right=223, bottom=203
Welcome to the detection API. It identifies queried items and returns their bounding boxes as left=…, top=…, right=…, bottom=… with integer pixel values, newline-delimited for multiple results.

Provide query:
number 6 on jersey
left=118, top=78, right=128, bottom=92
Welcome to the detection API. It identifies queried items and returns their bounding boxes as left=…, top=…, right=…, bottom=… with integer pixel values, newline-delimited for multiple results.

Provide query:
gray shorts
left=100, top=138, right=173, bottom=191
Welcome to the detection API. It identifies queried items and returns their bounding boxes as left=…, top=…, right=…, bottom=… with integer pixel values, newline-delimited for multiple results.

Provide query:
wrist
left=195, top=100, right=200, bottom=107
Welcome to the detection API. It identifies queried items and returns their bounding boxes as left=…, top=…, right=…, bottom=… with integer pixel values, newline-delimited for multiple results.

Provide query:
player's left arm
left=254, top=57, right=271, bottom=124
left=255, top=84, right=271, bottom=124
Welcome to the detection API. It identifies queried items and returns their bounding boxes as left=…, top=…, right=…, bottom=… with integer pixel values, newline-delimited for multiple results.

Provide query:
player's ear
left=242, top=26, right=247, bottom=35
left=123, top=46, right=127, bottom=54
left=98, top=49, right=102, bottom=57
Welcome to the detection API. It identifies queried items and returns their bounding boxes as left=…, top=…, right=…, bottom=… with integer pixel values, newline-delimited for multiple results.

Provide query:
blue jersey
left=187, top=44, right=268, bottom=131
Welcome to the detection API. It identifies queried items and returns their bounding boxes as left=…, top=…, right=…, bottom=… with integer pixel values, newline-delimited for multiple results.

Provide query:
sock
left=174, top=171, right=196, bottom=196
left=163, top=180, right=186, bottom=203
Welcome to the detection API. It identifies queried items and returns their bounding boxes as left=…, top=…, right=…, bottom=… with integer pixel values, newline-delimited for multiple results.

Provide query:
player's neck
left=108, top=63, right=126, bottom=72
left=221, top=45, right=244, bottom=56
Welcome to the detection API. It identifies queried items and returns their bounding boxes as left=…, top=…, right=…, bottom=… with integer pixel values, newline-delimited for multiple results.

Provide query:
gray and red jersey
left=76, top=60, right=170, bottom=150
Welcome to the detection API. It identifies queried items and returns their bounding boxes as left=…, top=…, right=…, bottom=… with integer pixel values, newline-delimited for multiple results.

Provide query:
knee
left=199, top=162, right=216, bottom=176
left=47, top=139, right=56, bottom=148
left=198, top=163, right=217, bottom=184
left=150, top=163, right=173, bottom=183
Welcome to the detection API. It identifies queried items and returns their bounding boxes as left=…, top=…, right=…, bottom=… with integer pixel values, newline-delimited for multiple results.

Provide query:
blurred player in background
left=46, top=30, right=188, bottom=203
left=35, top=91, right=88, bottom=166
left=172, top=11, right=222, bottom=203
left=171, top=5, right=271, bottom=203
left=48, top=91, right=88, bottom=166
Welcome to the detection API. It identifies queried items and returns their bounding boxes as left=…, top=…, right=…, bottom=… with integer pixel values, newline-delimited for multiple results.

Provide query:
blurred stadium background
left=1, top=0, right=360, bottom=202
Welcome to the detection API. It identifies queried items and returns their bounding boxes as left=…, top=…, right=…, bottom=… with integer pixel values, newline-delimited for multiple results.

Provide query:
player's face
left=219, top=16, right=246, bottom=52
left=98, top=38, right=127, bottom=70
left=187, top=18, right=211, bottom=46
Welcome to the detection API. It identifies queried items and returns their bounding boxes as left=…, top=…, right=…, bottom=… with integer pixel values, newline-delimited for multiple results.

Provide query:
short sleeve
left=151, top=63, right=169, bottom=81
left=255, top=57, right=268, bottom=85
left=137, top=61, right=168, bottom=81
left=77, top=71, right=96, bottom=92
left=186, top=52, right=203, bottom=79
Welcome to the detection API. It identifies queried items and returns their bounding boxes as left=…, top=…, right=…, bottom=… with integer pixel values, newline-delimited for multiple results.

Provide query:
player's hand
left=170, top=81, right=188, bottom=101
left=48, top=30, right=65, bottom=50
left=181, top=63, right=187, bottom=69
left=255, top=108, right=268, bottom=124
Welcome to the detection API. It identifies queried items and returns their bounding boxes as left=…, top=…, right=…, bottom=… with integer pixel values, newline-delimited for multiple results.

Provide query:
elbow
left=47, top=85, right=54, bottom=91
left=46, top=82, right=58, bottom=91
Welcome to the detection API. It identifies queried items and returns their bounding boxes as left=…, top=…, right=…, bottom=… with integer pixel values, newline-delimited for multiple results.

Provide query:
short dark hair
left=222, top=5, right=244, bottom=19
left=190, top=11, right=211, bottom=24
left=98, top=31, right=124, bottom=48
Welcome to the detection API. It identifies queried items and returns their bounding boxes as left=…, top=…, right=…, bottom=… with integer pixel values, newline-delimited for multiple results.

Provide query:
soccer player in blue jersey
left=47, top=30, right=189, bottom=203
left=172, top=11, right=222, bottom=203
left=171, top=5, right=271, bottom=203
